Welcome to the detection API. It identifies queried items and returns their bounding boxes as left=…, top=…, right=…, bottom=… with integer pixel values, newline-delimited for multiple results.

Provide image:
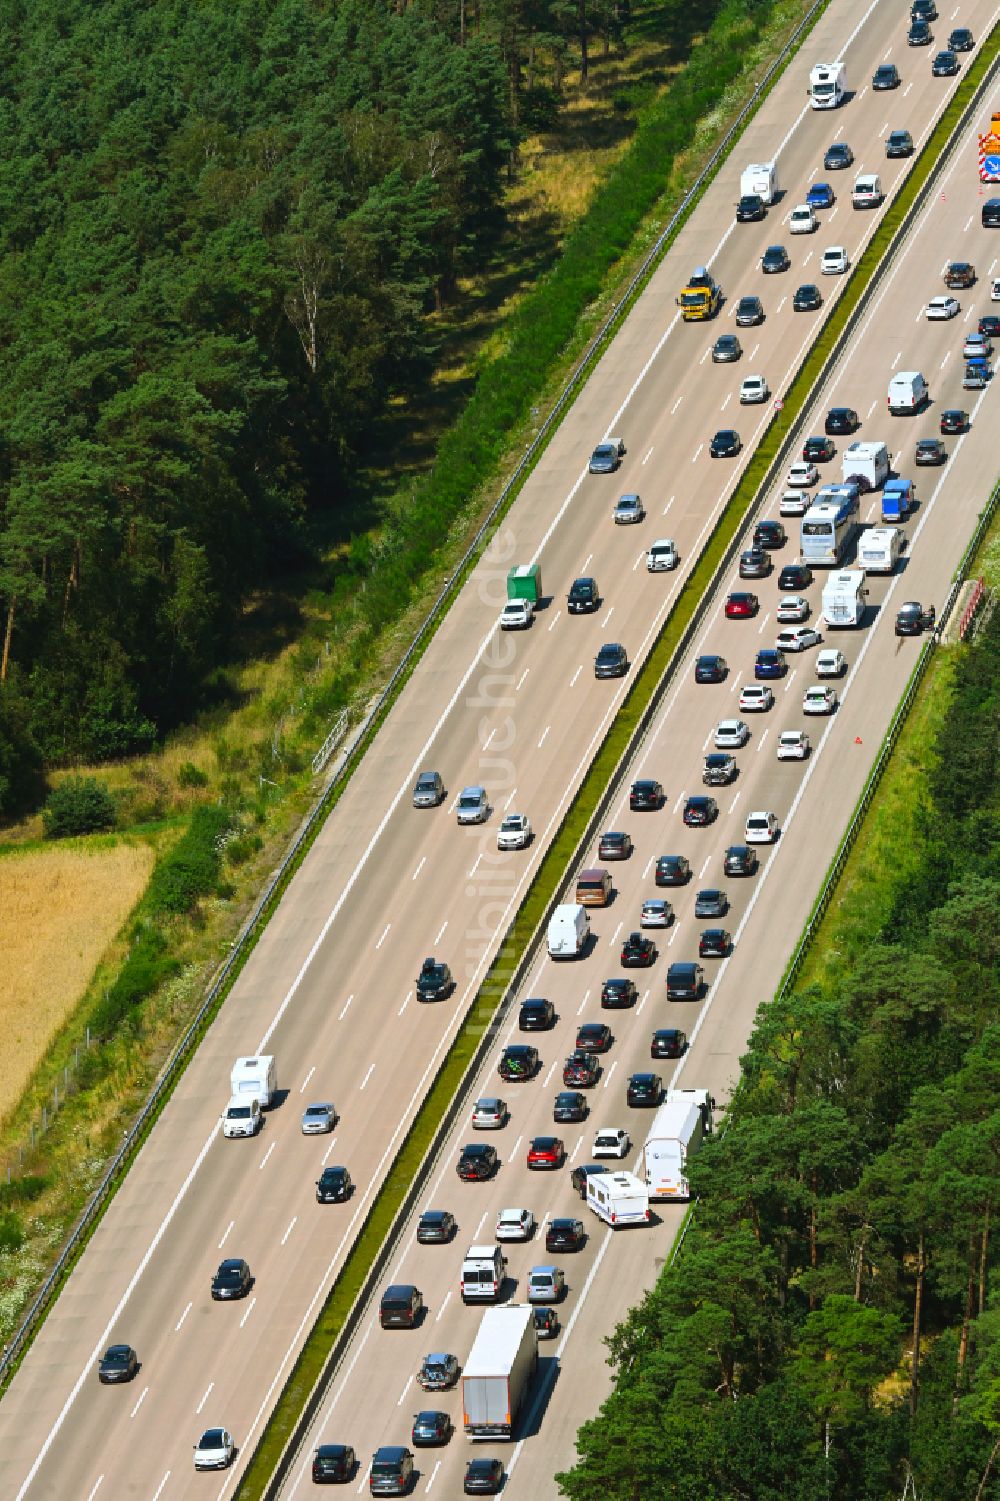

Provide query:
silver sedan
left=301, top=1102, right=338, bottom=1135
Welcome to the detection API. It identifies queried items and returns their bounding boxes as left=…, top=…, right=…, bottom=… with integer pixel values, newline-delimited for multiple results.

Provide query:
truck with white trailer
left=857, top=526, right=906, bottom=575
left=642, top=1097, right=708, bottom=1202
left=740, top=161, right=779, bottom=204
left=809, top=61, right=847, bottom=108
left=821, top=569, right=868, bottom=627
left=462, top=1305, right=538, bottom=1440
left=586, top=1170, right=650, bottom=1227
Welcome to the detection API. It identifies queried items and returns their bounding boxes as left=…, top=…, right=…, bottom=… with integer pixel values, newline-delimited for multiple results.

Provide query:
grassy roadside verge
left=234, top=37, right=1000, bottom=1497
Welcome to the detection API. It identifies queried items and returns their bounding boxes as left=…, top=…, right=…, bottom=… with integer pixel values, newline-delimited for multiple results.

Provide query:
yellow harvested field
left=0, top=842, right=154, bottom=1115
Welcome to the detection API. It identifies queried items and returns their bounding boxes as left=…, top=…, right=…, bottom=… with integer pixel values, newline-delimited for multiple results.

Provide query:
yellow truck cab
left=676, top=266, right=721, bottom=320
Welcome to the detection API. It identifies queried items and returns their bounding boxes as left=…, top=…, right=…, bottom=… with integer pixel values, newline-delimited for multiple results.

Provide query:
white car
left=739, top=684, right=774, bottom=712
left=788, top=204, right=818, bottom=234
left=820, top=246, right=850, bottom=275
left=194, top=1428, right=236, bottom=1471
left=641, top=898, right=673, bottom=928
left=963, top=332, right=992, bottom=360
left=301, top=1102, right=337, bottom=1135
left=787, top=460, right=819, bottom=487
left=925, top=294, right=960, bottom=320
left=456, top=786, right=489, bottom=824
left=779, top=489, right=811, bottom=516
left=592, top=1127, right=631, bottom=1159
left=992, top=275, right=1000, bottom=302
left=816, top=647, right=847, bottom=677
left=495, top=1207, right=536, bottom=1242
left=714, top=717, right=750, bottom=748
left=472, top=1097, right=508, bottom=1130
left=777, top=730, right=811, bottom=760
left=647, top=538, right=679, bottom=571
left=614, top=493, right=645, bottom=524
left=803, top=684, right=838, bottom=714
left=775, top=625, right=822, bottom=652
left=497, top=813, right=531, bottom=850
left=776, top=594, right=809, bottom=622
left=739, top=374, right=770, bottom=404
left=500, top=599, right=533, bottom=630
left=745, top=810, right=780, bottom=843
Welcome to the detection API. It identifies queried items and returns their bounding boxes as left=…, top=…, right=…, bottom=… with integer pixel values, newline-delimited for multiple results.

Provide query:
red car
left=563, top=1051, right=600, bottom=1087
left=527, top=1136, right=565, bottom=1170
left=724, top=591, right=759, bottom=619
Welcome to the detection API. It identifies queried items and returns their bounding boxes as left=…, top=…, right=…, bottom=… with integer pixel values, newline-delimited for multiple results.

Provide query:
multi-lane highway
left=2, top=0, right=997, bottom=1496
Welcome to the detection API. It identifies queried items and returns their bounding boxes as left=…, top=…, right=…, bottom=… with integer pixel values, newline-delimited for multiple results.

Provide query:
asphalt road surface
left=1, top=1, right=997, bottom=1496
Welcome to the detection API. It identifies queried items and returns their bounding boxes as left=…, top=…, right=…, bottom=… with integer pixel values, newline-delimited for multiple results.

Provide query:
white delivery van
left=642, top=1099, right=707, bottom=1201
left=821, top=570, right=868, bottom=627
left=809, top=60, right=847, bottom=108
left=852, top=173, right=883, bottom=208
left=857, top=526, right=906, bottom=574
left=587, top=1171, right=650, bottom=1228
left=887, top=372, right=929, bottom=413
left=740, top=161, right=779, bottom=203
left=547, top=903, right=589, bottom=959
left=460, top=1245, right=508, bottom=1303
left=230, top=1055, right=277, bottom=1108
left=841, top=442, right=890, bottom=491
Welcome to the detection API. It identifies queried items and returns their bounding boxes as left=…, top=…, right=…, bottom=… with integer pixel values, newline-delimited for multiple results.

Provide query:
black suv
left=568, top=576, right=600, bottom=613
left=416, top=958, right=453, bottom=1002
left=656, top=854, right=691, bottom=886
left=982, top=199, right=1000, bottom=228
left=457, top=1143, right=498, bottom=1181
left=595, top=642, right=628, bottom=679
left=630, top=778, right=664, bottom=811
left=546, top=1217, right=586, bottom=1252
left=793, top=283, right=822, bottom=312
left=724, top=844, right=759, bottom=877
left=553, top=1091, right=587, bottom=1123
left=666, top=962, right=704, bottom=1000
left=825, top=406, right=859, bottom=435
left=736, top=193, right=767, bottom=222
left=735, top=295, right=764, bottom=326
left=313, top=1445, right=356, bottom=1484
left=379, top=1285, right=423, bottom=1329
left=499, top=1044, right=538, bottom=1081
left=626, top=1072, right=662, bottom=1107
left=519, top=997, right=555, bottom=1030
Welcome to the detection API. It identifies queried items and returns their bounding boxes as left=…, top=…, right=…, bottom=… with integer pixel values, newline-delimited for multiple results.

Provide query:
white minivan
left=887, top=371, right=929, bottom=413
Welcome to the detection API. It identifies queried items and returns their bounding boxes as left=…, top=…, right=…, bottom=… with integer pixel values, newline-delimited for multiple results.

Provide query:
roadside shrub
left=0, top=1211, right=25, bottom=1254
left=0, top=1175, right=48, bottom=1209
left=146, top=805, right=233, bottom=916
left=177, top=761, right=208, bottom=789
left=225, top=833, right=263, bottom=867
left=42, top=776, right=116, bottom=837
left=91, top=928, right=178, bottom=1037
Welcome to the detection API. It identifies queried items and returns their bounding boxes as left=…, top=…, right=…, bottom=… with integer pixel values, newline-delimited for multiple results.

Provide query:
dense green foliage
left=558, top=613, right=1000, bottom=1501
left=42, top=776, right=117, bottom=837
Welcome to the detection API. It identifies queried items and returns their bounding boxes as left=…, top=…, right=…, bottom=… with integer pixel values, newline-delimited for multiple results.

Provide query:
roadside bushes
left=42, top=777, right=116, bottom=838
left=145, top=805, right=233, bottom=916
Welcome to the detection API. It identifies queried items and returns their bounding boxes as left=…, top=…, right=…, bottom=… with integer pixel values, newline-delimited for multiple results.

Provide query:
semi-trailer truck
left=462, top=1305, right=538, bottom=1440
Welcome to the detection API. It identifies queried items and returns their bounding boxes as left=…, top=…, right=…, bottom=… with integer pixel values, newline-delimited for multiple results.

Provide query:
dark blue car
left=754, top=648, right=787, bottom=680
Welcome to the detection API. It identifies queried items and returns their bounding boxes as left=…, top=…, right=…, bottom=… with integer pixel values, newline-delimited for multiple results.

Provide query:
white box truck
left=587, top=1170, right=650, bottom=1227
left=547, top=903, right=589, bottom=959
left=231, top=1055, right=277, bottom=1107
left=740, top=161, right=779, bottom=204
left=841, top=442, right=890, bottom=492
left=665, top=1086, right=716, bottom=1133
left=857, top=526, right=906, bottom=574
left=642, top=1098, right=707, bottom=1201
left=462, top=1305, right=538, bottom=1440
left=821, top=569, right=868, bottom=627
left=809, top=61, right=847, bottom=108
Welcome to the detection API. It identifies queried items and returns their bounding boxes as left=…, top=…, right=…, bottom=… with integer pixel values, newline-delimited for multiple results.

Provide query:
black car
left=736, top=193, right=767, bottom=222
left=910, top=0, right=936, bottom=18
left=982, top=199, right=1000, bottom=228
left=695, top=888, right=728, bottom=918
left=872, top=62, right=900, bottom=88
left=656, top=853, right=691, bottom=885
left=416, top=957, right=453, bottom=1002
left=712, top=333, right=742, bottom=362
left=907, top=19, right=933, bottom=44
left=931, top=49, right=958, bottom=75
left=948, top=26, right=973, bottom=49
left=626, top=1072, right=662, bottom=1107
left=761, top=244, right=790, bottom=274
left=739, top=547, right=771, bottom=579
left=915, top=438, right=946, bottom=465
left=734, top=295, right=764, bottom=326
left=703, top=752, right=736, bottom=786
left=313, top=1444, right=356, bottom=1483
left=620, top=934, right=655, bottom=968
left=666, top=962, right=704, bottom=1000
left=570, top=1163, right=609, bottom=1198
left=940, top=408, right=968, bottom=434
left=699, top=927, right=732, bottom=958
left=803, top=434, right=835, bottom=463
left=553, top=1090, right=587, bottom=1123
left=457, top=1143, right=498, bottom=1181
left=316, top=1166, right=352, bottom=1204
left=602, top=976, right=640, bottom=1007
left=412, top=1411, right=452, bottom=1448
left=978, top=313, right=1000, bottom=335
left=498, top=1044, right=538, bottom=1081
left=568, top=576, right=600, bottom=613
left=651, top=1028, right=687, bottom=1059
left=595, top=642, right=628, bottom=678
left=694, top=654, right=727, bottom=683
left=533, top=1307, right=559, bottom=1338
left=546, top=1217, right=586, bottom=1252
left=576, top=1022, right=612, bottom=1052
left=710, top=429, right=741, bottom=458
left=563, top=1051, right=600, bottom=1087
left=778, top=561, right=813, bottom=590
left=519, top=997, right=555, bottom=1030
left=630, top=778, right=664, bottom=811
left=416, top=1210, right=456, bottom=1244
left=793, top=283, right=822, bottom=311
left=211, top=1258, right=252, bottom=1301
left=825, top=406, right=859, bottom=435
left=98, top=1344, right=138, bottom=1384
left=886, top=129, right=914, bottom=158
left=895, top=600, right=934, bottom=636
left=683, top=795, right=718, bottom=827
left=823, top=142, right=854, bottom=169
left=598, top=831, right=632, bottom=860
left=724, top=844, right=759, bottom=877
left=465, top=1457, right=504, bottom=1495
left=753, top=519, right=786, bottom=549
left=379, top=1285, right=423, bottom=1328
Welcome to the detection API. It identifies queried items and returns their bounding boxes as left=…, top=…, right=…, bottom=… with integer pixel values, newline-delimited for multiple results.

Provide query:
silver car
left=412, top=771, right=444, bottom=808
left=527, top=1265, right=565, bottom=1303
left=640, top=898, right=673, bottom=928
left=456, top=786, right=489, bottom=824
left=301, top=1103, right=337, bottom=1135
left=472, top=1097, right=508, bottom=1130
left=613, top=493, right=645, bottom=524
left=714, top=718, right=750, bottom=749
